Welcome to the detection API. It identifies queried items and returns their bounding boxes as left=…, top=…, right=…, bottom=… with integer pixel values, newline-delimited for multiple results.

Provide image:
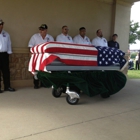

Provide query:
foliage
left=130, top=52, right=137, bottom=59
left=129, top=20, right=140, bottom=44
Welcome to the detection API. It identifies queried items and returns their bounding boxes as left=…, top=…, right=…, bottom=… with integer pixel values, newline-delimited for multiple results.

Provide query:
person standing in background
left=135, top=53, right=139, bottom=70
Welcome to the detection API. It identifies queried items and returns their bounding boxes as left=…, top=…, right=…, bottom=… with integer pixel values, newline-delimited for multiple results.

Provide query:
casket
left=29, top=42, right=127, bottom=105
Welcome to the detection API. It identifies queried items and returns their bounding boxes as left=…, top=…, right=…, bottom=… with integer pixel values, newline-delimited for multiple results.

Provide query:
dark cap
left=39, top=24, right=48, bottom=30
left=0, top=19, right=4, bottom=24
left=79, top=27, right=86, bottom=31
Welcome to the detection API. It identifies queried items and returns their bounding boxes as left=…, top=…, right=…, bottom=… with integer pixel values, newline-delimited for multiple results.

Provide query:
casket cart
left=29, top=42, right=127, bottom=105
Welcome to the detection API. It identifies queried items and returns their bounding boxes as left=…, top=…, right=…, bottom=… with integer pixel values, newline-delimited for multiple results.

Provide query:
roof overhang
left=124, top=0, right=139, bottom=3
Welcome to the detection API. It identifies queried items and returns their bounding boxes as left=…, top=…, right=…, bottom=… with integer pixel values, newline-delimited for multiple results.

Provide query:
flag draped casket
left=29, top=42, right=127, bottom=97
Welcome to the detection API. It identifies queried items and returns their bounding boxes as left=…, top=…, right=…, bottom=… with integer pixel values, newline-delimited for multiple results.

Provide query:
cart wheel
left=66, top=95, right=79, bottom=105
left=52, top=87, right=63, bottom=98
left=100, top=93, right=110, bottom=98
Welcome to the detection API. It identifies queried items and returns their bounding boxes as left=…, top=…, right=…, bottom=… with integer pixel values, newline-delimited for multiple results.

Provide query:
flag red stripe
left=29, top=42, right=98, bottom=73
left=39, top=55, right=97, bottom=71
left=45, top=47, right=98, bottom=55
left=40, top=55, right=58, bottom=71
left=32, top=54, right=39, bottom=71
left=58, top=59, right=97, bottom=66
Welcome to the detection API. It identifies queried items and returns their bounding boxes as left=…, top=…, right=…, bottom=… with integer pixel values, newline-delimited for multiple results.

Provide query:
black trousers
left=33, top=77, right=39, bottom=86
left=33, top=76, right=45, bottom=87
left=136, top=60, right=139, bottom=70
left=0, top=70, right=1, bottom=88
left=0, top=52, right=10, bottom=89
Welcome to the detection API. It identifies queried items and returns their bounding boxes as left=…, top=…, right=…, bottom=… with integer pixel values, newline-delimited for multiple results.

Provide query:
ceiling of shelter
left=124, top=0, right=139, bottom=3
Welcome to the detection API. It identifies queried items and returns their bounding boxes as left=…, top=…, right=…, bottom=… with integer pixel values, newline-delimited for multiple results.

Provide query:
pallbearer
left=73, top=27, right=91, bottom=45
left=28, top=24, right=54, bottom=89
left=56, top=25, right=73, bottom=43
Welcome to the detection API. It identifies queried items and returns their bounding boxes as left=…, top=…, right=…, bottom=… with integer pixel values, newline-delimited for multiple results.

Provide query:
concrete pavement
left=0, top=79, right=140, bottom=140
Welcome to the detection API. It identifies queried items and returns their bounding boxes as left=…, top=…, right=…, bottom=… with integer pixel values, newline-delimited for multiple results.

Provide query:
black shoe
left=0, top=89, right=3, bottom=93
left=101, top=93, right=110, bottom=98
left=4, top=87, right=15, bottom=92
left=34, top=86, right=39, bottom=89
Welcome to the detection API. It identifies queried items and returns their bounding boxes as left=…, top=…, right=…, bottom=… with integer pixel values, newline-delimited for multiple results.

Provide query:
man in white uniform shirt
left=28, top=24, right=54, bottom=89
left=56, top=25, right=73, bottom=43
left=0, top=19, right=15, bottom=93
left=28, top=24, right=54, bottom=47
left=73, top=27, right=91, bottom=45
left=91, top=29, right=108, bottom=47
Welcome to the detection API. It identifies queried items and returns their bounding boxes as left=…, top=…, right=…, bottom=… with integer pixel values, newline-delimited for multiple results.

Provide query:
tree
left=129, top=20, right=140, bottom=45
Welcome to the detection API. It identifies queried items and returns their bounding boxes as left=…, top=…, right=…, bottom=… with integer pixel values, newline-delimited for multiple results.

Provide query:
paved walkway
left=0, top=79, right=140, bottom=140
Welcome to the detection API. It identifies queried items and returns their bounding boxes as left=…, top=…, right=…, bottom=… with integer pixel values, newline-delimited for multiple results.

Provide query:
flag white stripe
left=51, top=54, right=97, bottom=61
left=31, top=42, right=97, bottom=53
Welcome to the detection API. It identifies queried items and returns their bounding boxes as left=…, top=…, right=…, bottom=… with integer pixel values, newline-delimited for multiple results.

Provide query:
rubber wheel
left=52, top=87, right=63, bottom=98
left=66, top=95, right=79, bottom=105
left=100, top=93, right=110, bottom=98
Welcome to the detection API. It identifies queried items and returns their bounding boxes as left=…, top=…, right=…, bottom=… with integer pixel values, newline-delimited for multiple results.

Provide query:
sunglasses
left=64, top=29, right=69, bottom=30
left=0, top=23, right=3, bottom=25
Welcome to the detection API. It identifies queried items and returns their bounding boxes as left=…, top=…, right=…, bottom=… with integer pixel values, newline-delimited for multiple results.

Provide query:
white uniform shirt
left=73, top=34, right=91, bottom=45
left=0, top=30, right=12, bottom=54
left=135, top=55, right=139, bottom=61
left=28, top=33, right=54, bottom=47
left=91, top=36, right=108, bottom=47
left=56, top=33, right=73, bottom=43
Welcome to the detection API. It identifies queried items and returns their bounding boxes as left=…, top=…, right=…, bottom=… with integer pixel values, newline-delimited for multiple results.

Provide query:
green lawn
left=127, top=70, right=140, bottom=79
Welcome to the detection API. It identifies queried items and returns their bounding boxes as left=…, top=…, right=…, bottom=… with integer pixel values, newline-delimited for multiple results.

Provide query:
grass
left=127, top=70, right=140, bottom=79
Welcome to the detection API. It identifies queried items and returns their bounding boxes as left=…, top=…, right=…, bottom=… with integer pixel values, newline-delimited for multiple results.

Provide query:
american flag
left=96, top=46, right=126, bottom=68
left=28, top=42, right=126, bottom=74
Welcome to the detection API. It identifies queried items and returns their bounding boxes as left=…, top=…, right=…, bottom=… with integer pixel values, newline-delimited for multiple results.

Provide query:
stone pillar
left=112, top=0, right=133, bottom=52
left=111, top=0, right=134, bottom=75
